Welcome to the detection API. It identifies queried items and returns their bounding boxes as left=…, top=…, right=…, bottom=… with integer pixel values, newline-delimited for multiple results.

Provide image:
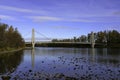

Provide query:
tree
left=6, top=26, right=15, bottom=48
left=108, top=30, right=120, bottom=43
left=14, top=28, right=25, bottom=47
left=74, top=36, right=77, bottom=42
left=0, top=23, right=8, bottom=49
left=80, top=35, right=87, bottom=42
left=52, top=39, right=58, bottom=42
left=95, top=31, right=106, bottom=43
left=0, top=22, right=25, bottom=51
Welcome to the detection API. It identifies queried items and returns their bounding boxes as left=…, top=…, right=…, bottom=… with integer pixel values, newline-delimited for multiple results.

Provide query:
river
left=0, top=47, right=120, bottom=80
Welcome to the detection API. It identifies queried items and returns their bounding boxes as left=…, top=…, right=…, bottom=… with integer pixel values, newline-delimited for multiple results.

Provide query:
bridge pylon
left=31, top=28, right=35, bottom=49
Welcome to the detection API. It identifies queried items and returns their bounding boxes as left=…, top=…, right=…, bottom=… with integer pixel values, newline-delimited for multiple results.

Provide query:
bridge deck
left=25, top=42, right=92, bottom=44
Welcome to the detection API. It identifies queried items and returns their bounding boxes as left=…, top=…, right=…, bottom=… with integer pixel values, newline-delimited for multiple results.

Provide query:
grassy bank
left=25, top=43, right=107, bottom=48
left=25, top=43, right=120, bottom=48
left=0, top=48, right=24, bottom=54
left=107, top=43, right=120, bottom=48
left=36, top=43, right=92, bottom=48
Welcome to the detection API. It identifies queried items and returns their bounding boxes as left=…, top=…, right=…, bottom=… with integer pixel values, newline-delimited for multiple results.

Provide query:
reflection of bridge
left=25, top=28, right=95, bottom=48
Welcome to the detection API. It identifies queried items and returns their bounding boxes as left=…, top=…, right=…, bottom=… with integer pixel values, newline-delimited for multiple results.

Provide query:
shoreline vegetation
left=50, top=30, right=120, bottom=48
left=26, top=29, right=120, bottom=48
left=0, top=22, right=25, bottom=53
left=26, top=43, right=120, bottom=48
left=0, top=48, right=24, bottom=54
left=1, top=22, right=120, bottom=52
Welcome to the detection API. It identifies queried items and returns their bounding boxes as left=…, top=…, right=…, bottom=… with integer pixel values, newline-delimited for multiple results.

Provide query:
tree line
left=0, top=22, right=25, bottom=51
left=52, top=30, right=120, bottom=44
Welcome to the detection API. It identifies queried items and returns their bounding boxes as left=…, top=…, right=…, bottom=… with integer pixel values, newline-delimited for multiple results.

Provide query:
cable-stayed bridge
left=24, top=28, right=96, bottom=48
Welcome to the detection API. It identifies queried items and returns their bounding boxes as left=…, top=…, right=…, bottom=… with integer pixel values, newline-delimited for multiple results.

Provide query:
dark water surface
left=0, top=47, right=120, bottom=80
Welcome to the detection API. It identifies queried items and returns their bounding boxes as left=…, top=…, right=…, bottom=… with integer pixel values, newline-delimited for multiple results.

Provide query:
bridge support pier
left=32, top=28, right=35, bottom=49
left=91, top=42, right=95, bottom=48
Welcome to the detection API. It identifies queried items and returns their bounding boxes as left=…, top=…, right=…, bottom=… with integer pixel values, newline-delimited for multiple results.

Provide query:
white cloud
left=28, top=15, right=120, bottom=23
left=52, top=26, right=81, bottom=30
left=67, top=19, right=94, bottom=22
left=112, top=11, right=120, bottom=16
left=0, top=5, right=46, bottom=14
left=28, top=16, right=62, bottom=22
left=0, top=5, right=119, bottom=23
left=27, top=16, right=94, bottom=22
left=0, top=14, right=16, bottom=21
left=1, top=5, right=117, bottom=23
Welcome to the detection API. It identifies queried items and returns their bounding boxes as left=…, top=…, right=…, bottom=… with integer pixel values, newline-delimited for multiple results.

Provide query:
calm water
left=0, top=47, right=120, bottom=80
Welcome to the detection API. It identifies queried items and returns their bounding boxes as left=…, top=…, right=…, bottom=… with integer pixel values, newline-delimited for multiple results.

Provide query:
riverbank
left=25, top=43, right=120, bottom=48
left=107, top=43, right=120, bottom=48
left=26, top=43, right=107, bottom=48
left=0, top=48, right=24, bottom=54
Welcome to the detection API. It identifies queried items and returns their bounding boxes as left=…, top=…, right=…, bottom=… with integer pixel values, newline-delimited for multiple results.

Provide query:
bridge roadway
left=25, top=29, right=96, bottom=48
left=25, top=42, right=92, bottom=44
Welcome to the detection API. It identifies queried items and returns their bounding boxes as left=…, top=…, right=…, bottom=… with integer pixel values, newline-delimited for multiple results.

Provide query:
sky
left=0, top=0, right=120, bottom=40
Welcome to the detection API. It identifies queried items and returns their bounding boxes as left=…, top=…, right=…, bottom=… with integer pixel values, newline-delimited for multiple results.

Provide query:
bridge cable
left=35, top=30, right=52, bottom=40
left=22, top=31, right=31, bottom=37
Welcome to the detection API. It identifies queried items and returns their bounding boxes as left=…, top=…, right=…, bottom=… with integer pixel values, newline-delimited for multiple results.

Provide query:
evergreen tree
left=0, top=22, right=25, bottom=51
left=0, top=23, right=8, bottom=49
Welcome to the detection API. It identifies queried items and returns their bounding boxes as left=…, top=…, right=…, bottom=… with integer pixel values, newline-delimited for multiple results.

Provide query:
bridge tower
left=31, top=28, right=35, bottom=49
left=91, top=32, right=95, bottom=48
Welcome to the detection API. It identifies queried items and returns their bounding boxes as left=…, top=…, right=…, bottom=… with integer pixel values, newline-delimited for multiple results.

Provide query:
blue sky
left=0, top=0, right=120, bottom=40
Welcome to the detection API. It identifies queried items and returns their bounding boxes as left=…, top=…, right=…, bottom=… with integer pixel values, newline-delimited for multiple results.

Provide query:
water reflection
left=30, top=48, right=120, bottom=67
left=0, top=51, right=23, bottom=74
left=91, top=48, right=95, bottom=63
left=1, top=48, right=119, bottom=79
left=31, top=49, right=35, bottom=68
left=89, top=48, right=120, bottom=66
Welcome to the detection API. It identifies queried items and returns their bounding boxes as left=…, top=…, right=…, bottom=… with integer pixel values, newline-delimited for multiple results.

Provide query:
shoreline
left=0, top=48, right=24, bottom=54
left=26, top=43, right=120, bottom=48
